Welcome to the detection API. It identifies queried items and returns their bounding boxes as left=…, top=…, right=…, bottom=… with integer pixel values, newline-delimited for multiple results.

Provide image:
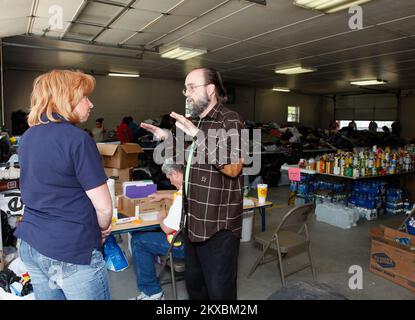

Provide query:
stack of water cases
left=349, top=181, right=386, bottom=221
left=385, top=188, right=405, bottom=216
left=290, top=174, right=315, bottom=205
left=315, top=202, right=359, bottom=229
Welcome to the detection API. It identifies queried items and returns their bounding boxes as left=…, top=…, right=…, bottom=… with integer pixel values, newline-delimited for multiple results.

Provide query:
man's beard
left=188, top=94, right=209, bottom=118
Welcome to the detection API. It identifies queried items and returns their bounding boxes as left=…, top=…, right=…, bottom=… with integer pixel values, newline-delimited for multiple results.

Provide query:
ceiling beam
left=16, top=33, right=158, bottom=55
left=61, top=0, right=89, bottom=40
left=3, top=41, right=144, bottom=60
left=26, top=0, right=40, bottom=35
left=89, top=0, right=137, bottom=44
left=87, top=0, right=131, bottom=8
left=119, top=0, right=187, bottom=47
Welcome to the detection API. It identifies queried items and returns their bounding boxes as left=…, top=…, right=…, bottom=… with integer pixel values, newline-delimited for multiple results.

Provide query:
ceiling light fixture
left=350, top=79, right=387, bottom=86
left=108, top=72, right=140, bottom=78
left=160, top=46, right=207, bottom=60
left=294, top=0, right=373, bottom=14
left=272, top=87, right=291, bottom=92
left=275, top=66, right=316, bottom=75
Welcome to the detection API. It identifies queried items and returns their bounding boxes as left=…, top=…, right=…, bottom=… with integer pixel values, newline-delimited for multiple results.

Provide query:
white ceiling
left=1, top=0, right=415, bottom=94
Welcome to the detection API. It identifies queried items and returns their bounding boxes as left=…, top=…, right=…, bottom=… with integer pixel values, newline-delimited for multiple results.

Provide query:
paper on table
left=243, top=198, right=255, bottom=206
left=140, top=211, right=159, bottom=221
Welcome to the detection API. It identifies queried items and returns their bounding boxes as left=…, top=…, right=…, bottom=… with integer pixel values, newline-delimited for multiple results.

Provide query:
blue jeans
left=130, top=231, right=184, bottom=296
left=18, top=240, right=110, bottom=300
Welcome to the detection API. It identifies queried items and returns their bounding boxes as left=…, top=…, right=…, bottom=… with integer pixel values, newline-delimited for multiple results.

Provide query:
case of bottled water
left=315, top=203, right=359, bottom=229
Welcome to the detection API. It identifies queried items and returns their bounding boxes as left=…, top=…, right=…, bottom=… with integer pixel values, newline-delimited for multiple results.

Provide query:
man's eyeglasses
left=182, top=83, right=209, bottom=95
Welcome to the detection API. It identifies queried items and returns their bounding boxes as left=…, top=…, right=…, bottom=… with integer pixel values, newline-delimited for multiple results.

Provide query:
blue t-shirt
left=15, top=115, right=108, bottom=265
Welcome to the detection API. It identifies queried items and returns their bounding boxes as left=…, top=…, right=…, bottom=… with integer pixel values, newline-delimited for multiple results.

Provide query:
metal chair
left=247, top=203, right=317, bottom=286
left=158, top=228, right=185, bottom=300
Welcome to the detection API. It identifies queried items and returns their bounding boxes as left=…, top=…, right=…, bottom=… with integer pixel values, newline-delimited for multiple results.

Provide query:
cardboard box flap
left=120, top=143, right=143, bottom=154
left=370, top=226, right=415, bottom=252
left=383, top=225, right=415, bottom=244
left=370, top=226, right=385, bottom=238
left=97, top=143, right=118, bottom=156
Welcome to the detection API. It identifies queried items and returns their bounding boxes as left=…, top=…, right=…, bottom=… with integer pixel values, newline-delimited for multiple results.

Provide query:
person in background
left=328, top=120, right=339, bottom=131
left=159, top=114, right=175, bottom=130
left=116, top=116, right=133, bottom=143
left=126, top=116, right=140, bottom=142
left=391, top=120, right=401, bottom=137
left=382, top=125, right=391, bottom=133
left=15, top=69, right=113, bottom=300
left=348, top=120, right=357, bottom=130
left=130, top=159, right=184, bottom=300
left=92, top=117, right=106, bottom=142
left=11, top=110, right=29, bottom=136
left=368, top=120, right=378, bottom=133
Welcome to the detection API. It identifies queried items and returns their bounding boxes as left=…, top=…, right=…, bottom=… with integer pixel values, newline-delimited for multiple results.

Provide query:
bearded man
left=141, top=67, right=245, bottom=300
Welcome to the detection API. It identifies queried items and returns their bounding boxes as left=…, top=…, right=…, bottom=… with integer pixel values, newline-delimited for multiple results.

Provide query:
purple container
left=125, top=184, right=157, bottom=198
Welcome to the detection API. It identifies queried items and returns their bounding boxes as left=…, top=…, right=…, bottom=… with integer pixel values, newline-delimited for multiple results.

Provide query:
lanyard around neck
left=184, top=119, right=202, bottom=197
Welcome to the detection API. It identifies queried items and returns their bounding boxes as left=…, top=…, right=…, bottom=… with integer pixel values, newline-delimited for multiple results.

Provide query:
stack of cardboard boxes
left=96, top=143, right=177, bottom=225
left=96, top=143, right=143, bottom=196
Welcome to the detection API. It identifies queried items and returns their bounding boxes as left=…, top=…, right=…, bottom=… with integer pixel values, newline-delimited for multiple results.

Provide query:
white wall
left=400, top=93, right=415, bottom=140
left=254, top=88, right=322, bottom=127
left=3, top=70, right=186, bottom=131
left=320, top=96, right=335, bottom=129
left=2, top=70, right=322, bottom=132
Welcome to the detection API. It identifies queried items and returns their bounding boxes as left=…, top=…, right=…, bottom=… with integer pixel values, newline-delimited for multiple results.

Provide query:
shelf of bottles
left=289, top=145, right=415, bottom=224
left=298, top=145, right=415, bottom=179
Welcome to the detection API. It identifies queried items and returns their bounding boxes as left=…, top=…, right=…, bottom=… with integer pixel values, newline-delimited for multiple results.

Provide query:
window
left=338, top=120, right=394, bottom=132
left=287, top=106, right=300, bottom=122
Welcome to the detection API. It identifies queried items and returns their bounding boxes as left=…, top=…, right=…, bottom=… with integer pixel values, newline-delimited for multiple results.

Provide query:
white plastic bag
left=0, top=287, right=35, bottom=300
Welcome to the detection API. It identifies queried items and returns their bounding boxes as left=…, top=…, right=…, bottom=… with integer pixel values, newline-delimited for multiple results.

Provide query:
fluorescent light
left=108, top=72, right=140, bottom=78
left=272, top=87, right=291, bottom=92
left=350, top=79, right=388, bottom=86
left=176, top=50, right=207, bottom=60
left=275, top=66, right=316, bottom=75
left=160, top=46, right=207, bottom=60
left=294, top=0, right=373, bottom=13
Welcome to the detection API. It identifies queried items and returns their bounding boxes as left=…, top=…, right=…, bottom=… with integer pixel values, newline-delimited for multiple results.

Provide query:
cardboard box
left=97, top=143, right=142, bottom=169
left=104, top=167, right=132, bottom=181
left=114, top=183, right=123, bottom=197
left=117, top=190, right=175, bottom=218
left=104, top=167, right=132, bottom=196
left=369, top=225, right=415, bottom=292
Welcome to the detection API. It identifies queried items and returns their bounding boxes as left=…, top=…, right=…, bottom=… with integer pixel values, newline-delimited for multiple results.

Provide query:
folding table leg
left=260, top=207, right=266, bottom=232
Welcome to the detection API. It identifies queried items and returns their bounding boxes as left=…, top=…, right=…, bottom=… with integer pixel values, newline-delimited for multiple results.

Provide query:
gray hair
left=161, top=158, right=184, bottom=176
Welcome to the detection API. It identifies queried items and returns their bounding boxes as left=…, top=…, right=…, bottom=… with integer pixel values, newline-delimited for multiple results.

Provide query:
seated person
left=130, top=159, right=184, bottom=300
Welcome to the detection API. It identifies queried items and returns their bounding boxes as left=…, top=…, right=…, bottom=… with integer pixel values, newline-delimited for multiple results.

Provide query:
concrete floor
left=108, top=186, right=415, bottom=300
